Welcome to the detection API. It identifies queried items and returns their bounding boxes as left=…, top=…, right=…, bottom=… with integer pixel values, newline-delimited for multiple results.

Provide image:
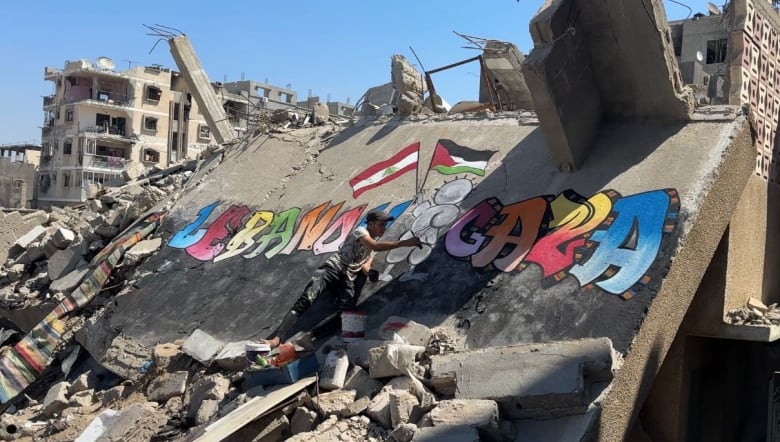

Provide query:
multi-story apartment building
left=39, top=59, right=217, bottom=206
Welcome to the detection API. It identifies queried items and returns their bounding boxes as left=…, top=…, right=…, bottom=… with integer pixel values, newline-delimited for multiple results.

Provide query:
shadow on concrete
left=764, top=178, right=780, bottom=303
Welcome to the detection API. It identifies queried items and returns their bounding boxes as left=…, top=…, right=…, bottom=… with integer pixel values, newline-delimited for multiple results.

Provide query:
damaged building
left=0, top=143, right=40, bottom=209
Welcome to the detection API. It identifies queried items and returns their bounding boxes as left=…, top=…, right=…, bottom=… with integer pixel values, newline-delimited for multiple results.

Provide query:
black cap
left=366, top=209, right=394, bottom=223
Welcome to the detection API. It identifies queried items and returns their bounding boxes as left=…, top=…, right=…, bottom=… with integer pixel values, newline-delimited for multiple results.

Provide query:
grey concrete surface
left=429, top=338, right=614, bottom=419
left=84, top=107, right=751, bottom=437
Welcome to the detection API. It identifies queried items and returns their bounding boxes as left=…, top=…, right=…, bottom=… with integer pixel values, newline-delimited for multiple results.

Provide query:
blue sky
left=0, top=0, right=719, bottom=144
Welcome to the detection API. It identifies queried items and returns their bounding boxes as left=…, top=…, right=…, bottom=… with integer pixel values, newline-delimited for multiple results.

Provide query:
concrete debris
left=379, top=316, right=433, bottom=347
left=123, top=237, right=162, bottom=266
left=181, top=328, right=225, bottom=365
left=310, top=388, right=357, bottom=416
left=291, top=406, right=318, bottom=435
left=146, top=370, right=188, bottom=403
left=726, top=298, right=780, bottom=326
left=42, top=381, right=70, bottom=417
left=368, top=343, right=425, bottom=379
left=429, top=338, right=616, bottom=419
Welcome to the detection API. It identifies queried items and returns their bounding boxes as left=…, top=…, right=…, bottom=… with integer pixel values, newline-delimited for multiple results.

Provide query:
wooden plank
left=193, top=376, right=316, bottom=442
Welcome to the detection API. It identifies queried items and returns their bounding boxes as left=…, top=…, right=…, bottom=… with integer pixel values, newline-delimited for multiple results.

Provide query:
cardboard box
left=244, top=353, right=319, bottom=387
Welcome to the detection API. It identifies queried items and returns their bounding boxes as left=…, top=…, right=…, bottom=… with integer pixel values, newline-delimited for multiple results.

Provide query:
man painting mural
left=267, top=209, right=421, bottom=347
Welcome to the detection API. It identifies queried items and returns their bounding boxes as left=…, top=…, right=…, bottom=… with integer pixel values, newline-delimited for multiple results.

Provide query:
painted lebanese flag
left=429, top=139, right=495, bottom=176
left=349, top=142, right=419, bottom=198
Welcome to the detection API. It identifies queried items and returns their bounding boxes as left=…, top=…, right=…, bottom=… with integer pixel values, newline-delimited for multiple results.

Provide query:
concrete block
left=7, top=263, right=25, bottom=281
left=49, top=267, right=89, bottom=293
left=366, top=389, right=392, bottom=429
left=214, top=340, right=253, bottom=371
left=379, top=316, right=433, bottom=346
left=413, top=426, right=478, bottom=442
left=390, top=390, right=421, bottom=428
left=48, top=248, right=85, bottom=280
left=369, top=344, right=424, bottom=379
left=146, top=371, right=188, bottom=403
left=388, top=423, right=418, bottom=442
left=50, top=228, right=75, bottom=249
left=346, top=339, right=384, bottom=367
left=13, top=225, right=46, bottom=250
left=101, top=386, right=126, bottom=406
left=291, top=406, right=318, bottom=435
left=427, top=399, right=499, bottom=438
left=123, top=161, right=146, bottom=181
left=187, top=374, right=230, bottom=420
left=124, top=238, right=162, bottom=266
left=748, top=297, right=768, bottom=313
left=311, top=389, right=356, bottom=416
left=343, top=365, right=383, bottom=399
left=68, top=372, right=97, bottom=395
left=340, top=395, right=370, bottom=417
left=42, top=381, right=70, bottom=417
left=193, top=399, right=220, bottom=425
left=68, top=389, right=95, bottom=408
left=182, top=328, right=225, bottom=365
left=87, top=199, right=105, bottom=213
left=428, top=338, right=615, bottom=419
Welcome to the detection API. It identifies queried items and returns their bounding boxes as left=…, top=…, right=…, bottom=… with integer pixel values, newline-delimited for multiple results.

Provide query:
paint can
left=245, top=342, right=271, bottom=367
left=319, top=349, right=349, bottom=390
left=341, top=310, right=367, bottom=342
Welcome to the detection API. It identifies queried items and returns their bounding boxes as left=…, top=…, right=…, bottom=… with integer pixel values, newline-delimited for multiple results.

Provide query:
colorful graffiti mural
left=170, top=186, right=678, bottom=300
left=169, top=200, right=412, bottom=262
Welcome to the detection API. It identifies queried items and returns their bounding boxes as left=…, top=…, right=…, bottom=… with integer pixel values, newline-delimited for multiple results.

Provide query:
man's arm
left=359, top=235, right=421, bottom=252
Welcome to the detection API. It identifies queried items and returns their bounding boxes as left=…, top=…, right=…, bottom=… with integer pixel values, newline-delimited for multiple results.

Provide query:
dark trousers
left=272, top=264, right=367, bottom=341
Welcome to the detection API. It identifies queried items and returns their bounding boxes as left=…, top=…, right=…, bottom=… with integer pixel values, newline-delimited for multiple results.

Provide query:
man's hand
left=400, top=236, right=422, bottom=249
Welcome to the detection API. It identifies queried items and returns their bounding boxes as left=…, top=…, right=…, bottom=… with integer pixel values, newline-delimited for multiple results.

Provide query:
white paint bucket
left=245, top=342, right=271, bottom=366
left=319, top=349, right=349, bottom=390
left=341, top=310, right=367, bottom=342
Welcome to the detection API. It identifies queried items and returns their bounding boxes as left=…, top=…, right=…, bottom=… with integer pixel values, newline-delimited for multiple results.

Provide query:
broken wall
left=522, top=0, right=695, bottom=170
left=479, top=41, right=534, bottom=110
left=0, top=158, right=36, bottom=209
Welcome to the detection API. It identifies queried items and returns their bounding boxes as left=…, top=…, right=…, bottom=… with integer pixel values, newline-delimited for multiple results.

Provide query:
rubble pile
left=0, top=167, right=193, bottom=312
left=725, top=297, right=780, bottom=326
left=0, top=312, right=615, bottom=441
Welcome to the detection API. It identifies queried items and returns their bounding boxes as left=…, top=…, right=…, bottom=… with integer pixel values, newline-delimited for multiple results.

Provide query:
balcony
left=79, top=125, right=136, bottom=144
left=82, top=154, right=127, bottom=171
left=43, top=95, right=56, bottom=109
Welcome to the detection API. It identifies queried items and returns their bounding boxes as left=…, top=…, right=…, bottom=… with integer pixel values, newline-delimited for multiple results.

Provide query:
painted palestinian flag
left=349, top=142, right=419, bottom=198
left=430, top=139, right=495, bottom=176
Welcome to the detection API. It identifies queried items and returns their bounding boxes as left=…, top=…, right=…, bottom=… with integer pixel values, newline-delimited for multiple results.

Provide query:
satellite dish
left=95, top=57, right=115, bottom=71
left=696, top=51, right=705, bottom=63
left=707, top=2, right=721, bottom=15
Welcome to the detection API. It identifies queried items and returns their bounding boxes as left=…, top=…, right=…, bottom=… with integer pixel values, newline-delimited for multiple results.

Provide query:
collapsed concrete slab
left=523, top=0, right=695, bottom=170
left=429, top=338, right=615, bottom=419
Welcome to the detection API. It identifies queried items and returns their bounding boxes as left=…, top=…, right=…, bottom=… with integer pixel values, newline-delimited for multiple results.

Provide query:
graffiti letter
left=244, top=208, right=301, bottom=259
left=313, top=205, right=367, bottom=254
left=525, top=191, right=613, bottom=277
left=185, top=205, right=250, bottom=261
left=280, top=202, right=344, bottom=255
left=471, top=197, right=548, bottom=271
left=568, top=190, right=671, bottom=295
left=169, top=202, right=218, bottom=248
left=445, top=198, right=500, bottom=258
left=213, top=210, right=275, bottom=262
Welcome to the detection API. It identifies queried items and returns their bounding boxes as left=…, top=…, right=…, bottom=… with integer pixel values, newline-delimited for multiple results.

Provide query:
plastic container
left=341, top=310, right=367, bottom=342
left=245, top=342, right=271, bottom=367
left=271, top=343, right=297, bottom=367
left=319, top=349, right=349, bottom=390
